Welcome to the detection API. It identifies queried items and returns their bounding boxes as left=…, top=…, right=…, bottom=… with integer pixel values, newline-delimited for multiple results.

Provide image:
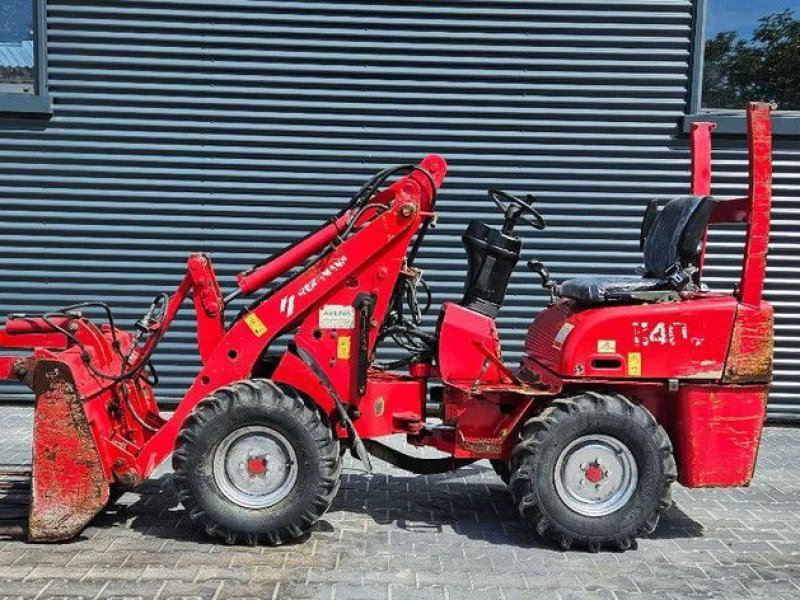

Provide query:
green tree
left=703, top=9, right=800, bottom=110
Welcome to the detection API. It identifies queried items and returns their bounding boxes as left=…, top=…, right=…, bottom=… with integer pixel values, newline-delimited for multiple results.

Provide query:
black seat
left=559, top=195, right=714, bottom=305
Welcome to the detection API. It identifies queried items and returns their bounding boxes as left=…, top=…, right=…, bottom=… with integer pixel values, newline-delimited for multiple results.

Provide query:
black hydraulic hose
left=362, top=439, right=475, bottom=475
left=41, top=295, right=168, bottom=383
left=39, top=301, right=124, bottom=359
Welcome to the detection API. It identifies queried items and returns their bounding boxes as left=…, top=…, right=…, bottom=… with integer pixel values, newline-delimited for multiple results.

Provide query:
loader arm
left=134, top=154, right=447, bottom=475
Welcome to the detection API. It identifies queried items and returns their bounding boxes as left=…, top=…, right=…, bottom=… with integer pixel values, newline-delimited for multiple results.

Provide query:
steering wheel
left=488, top=189, right=546, bottom=231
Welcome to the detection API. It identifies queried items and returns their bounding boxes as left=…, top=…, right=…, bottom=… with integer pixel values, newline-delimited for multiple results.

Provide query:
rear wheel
left=510, top=391, right=676, bottom=552
left=173, top=379, right=341, bottom=545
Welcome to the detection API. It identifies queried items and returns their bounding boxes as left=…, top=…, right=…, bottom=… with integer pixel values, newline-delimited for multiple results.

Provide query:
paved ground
left=0, top=407, right=799, bottom=599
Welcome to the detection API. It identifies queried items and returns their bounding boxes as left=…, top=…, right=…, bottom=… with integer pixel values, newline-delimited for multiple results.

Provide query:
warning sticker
left=553, top=323, right=575, bottom=350
left=337, top=336, right=351, bottom=360
left=244, top=313, right=268, bottom=337
left=597, top=339, right=617, bottom=353
left=627, top=352, right=642, bottom=377
left=319, top=305, right=355, bottom=329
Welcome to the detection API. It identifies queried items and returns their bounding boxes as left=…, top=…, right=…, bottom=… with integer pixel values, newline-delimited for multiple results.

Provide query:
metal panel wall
left=0, top=0, right=797, bottom=418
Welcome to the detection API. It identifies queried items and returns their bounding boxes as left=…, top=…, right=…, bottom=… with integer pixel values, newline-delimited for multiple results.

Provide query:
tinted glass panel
left=0, top=0, right=34, bottom=95
left=703, top=0, right=800, bottom=110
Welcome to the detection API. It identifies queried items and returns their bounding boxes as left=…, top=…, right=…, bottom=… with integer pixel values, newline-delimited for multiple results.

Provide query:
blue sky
left=707, top=0, right=799, bottom=37
left=0, top=0, right=32, bottom=43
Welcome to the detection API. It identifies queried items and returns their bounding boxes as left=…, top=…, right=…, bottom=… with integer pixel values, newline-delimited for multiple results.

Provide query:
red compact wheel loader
left=0, top=103, right=774, bottom=551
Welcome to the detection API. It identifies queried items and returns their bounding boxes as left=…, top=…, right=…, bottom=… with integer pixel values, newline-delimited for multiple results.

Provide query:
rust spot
left=724, top=309, right=773, bottom=383
left=28, top=360, right=110, bottom=542
left=457, top=431, right=504, bottom=455
left=11, top=356, right=38, bottom=388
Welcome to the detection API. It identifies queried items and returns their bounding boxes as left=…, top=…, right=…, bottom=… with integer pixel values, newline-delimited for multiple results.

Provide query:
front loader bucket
left=28, top=360, right=109, bottom=542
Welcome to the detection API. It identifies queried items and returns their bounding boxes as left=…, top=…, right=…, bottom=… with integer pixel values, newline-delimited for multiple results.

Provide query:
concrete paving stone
left=214, top=581, right=278, bottom=600
left=0, top=579, right=58, bottom=600
left=1, top=408, right=799, bottom=598
left=39, top=579, right=110, bottom=600
left=14, top=552, right=75, bottom=569
left=227, top=554, right=287, bottom=571
left=99, top=579, right=166, bottom=600
left=192, top=566, right=254, bottom=584
left=250, top=567, right=308, bottom=584
left=329, top=582, right=388, bottom=600
left=157, top=580, right=221, bottom=600
left=387, top=585, right=446, bottom=600
left=138, top=567, right=200, bottom=583
left=79, top=567, right=144, bottom=583
left=470, top=570, right=528, bottom=589
left=559, top=590, right=617, bottom=600
left=24, top=565, right=92, bottom=581
left=119, top=552, right=182, bottom=569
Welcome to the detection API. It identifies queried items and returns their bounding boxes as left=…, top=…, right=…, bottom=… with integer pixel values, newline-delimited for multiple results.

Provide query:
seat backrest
left=642, top=195, right=714, bottom=278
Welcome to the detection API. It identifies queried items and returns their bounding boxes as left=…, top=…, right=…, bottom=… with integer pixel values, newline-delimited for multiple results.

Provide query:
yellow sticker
left=597, top=339, right=617, bottom=353
left=627, top=352, right=642, bottom=377
left=337, top=336, right=351, bottom=360
left=244, top=313, right=268, bottom=337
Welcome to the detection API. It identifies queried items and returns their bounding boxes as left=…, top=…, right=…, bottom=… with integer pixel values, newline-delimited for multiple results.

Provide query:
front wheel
left=172, top=379, right=342, bottom=545
left=510, top=392, right=676, bottom=552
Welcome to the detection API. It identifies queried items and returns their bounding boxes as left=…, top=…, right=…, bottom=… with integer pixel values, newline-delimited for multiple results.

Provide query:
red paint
left=526, top=296, right=738, bottom=380
left=670, top=385, right=767, bottom=487
left=690, top=122, right=715, bottom=196
left=691, top=121, right=714, bottom=274
left=0, top=105, right=776, bottom=542
left=584, top=465, right=604, bottom=484
left=247, top=457, right=267, bottom=476
left=740, top=102, right=773, bottom=307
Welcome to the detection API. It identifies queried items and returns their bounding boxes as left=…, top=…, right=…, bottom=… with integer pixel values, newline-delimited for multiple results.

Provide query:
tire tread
left=509, top=391, right=676, bottom=552
left=172, top=379, right=341, bottom=546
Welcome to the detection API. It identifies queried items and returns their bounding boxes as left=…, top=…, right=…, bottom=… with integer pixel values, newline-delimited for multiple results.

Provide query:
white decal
left=297, top=256, right=348, bottom=298
left=319, top=305, right=355, bottom=329
left=597, top=339, right=617, bottom=353
left=553, top=322, right=575, bottom=350
left=280, top=294, right=295, bottom=317
left=633, top=321, right=698, bottom=347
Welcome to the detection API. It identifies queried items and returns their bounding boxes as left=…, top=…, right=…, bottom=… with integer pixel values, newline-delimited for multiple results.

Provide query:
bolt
left=595, top=483, right=602, bottom=490
left=580, top=462, right=588, bottom=470
left=399, top=203, right=416, bottom=218
left=596, top=458, right=603, bottom=466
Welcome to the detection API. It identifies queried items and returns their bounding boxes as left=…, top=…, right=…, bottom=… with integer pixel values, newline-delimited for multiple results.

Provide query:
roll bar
left=690, top=102, right=773, bottom=307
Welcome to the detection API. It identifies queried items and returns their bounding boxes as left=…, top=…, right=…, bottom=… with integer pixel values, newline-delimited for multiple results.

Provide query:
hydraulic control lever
left=528, top=259, right=558, bottom=302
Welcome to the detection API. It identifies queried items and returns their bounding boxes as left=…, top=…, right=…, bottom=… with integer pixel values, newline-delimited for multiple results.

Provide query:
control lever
left=527, top=259, right=558, bottom=302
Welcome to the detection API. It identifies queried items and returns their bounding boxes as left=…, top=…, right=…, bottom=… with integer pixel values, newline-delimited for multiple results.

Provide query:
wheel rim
left=553, top=434, right=638, bottom=517
left=212, top=425, right=298, bottom=509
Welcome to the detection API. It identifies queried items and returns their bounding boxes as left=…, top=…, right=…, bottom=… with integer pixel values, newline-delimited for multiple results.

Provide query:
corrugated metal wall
left=0, top=0, right=798, bottom=419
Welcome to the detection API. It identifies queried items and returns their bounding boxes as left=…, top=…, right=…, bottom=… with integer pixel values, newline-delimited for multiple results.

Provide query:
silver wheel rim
left=553, top=434, right=638, bottom=517
left=212, top=425, right=298, bottom=509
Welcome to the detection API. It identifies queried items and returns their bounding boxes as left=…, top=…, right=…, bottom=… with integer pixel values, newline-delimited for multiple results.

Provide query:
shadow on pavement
left=87, top=462, right=704, bottom=552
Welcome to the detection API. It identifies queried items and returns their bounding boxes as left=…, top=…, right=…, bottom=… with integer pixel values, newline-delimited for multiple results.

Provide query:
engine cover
left=524, top=296, right=739, bottom=380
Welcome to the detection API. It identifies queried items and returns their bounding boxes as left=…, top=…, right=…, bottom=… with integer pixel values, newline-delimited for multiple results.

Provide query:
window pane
left=703, top=0, right=800, bottom=110
left=0, top=0, right=34, bottom=95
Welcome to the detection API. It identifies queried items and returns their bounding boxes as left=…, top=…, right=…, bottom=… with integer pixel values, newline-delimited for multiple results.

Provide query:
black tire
left=509, top=391, right=676, bottom=552
left=490, top=459, right=511, bottom=485
left=172, top=379, right=341, bottom=545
